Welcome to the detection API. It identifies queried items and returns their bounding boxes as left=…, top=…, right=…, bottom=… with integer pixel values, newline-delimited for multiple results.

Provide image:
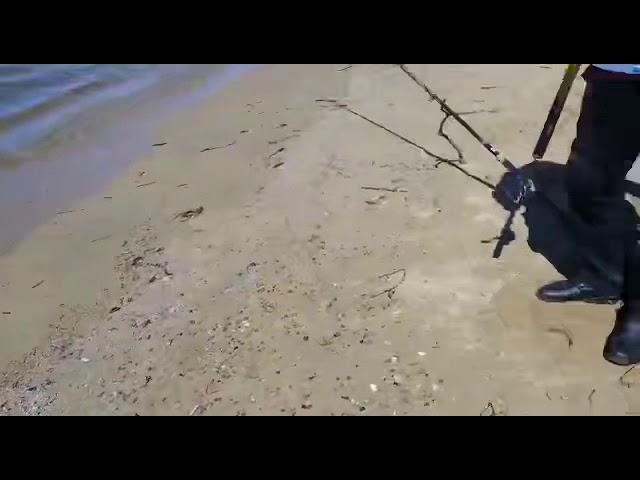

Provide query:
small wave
left=0, top=64, right=204, bottom=156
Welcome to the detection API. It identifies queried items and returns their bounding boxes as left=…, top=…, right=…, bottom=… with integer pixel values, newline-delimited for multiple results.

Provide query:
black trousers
left=566, top=67, right=640, bottom=301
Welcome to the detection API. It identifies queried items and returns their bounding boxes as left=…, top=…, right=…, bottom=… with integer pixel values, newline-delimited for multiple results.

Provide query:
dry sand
left=2, top=64, right=639, bottom=416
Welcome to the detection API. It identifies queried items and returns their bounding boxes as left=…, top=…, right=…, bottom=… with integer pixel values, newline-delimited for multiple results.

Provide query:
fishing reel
left=490, top=168, right=537, bottom=258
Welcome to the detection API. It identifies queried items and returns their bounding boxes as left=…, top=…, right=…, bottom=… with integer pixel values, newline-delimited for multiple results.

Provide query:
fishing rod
left=397, top=64, right=533, bottom=258
left=398, top=64, right=621, bottom=285
left=533, top=64, right=582, bottom=160
left=398, top=64, right=522, bottom=174
left=398, top=63, right=581, bottom=179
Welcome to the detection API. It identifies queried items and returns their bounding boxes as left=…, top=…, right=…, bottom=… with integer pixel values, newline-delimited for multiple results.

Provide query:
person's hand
left=493, top=169, right=536, bottom=211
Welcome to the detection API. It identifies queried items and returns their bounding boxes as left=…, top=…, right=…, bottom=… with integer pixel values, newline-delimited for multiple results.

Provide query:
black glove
left=493, top=169, right=536, bottom=211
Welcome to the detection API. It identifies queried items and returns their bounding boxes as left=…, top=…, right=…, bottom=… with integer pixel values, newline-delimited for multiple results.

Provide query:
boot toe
left=603, top=310, right=640, bottom=366
left=536, top=280, right=572, bottom=303
left=603, top=339, right=633, bottom=366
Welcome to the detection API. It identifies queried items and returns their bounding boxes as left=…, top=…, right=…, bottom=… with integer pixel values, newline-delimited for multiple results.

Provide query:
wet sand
left=2, top=64, right=639, bottom=416
left=0, top=65, right=252, bottom=253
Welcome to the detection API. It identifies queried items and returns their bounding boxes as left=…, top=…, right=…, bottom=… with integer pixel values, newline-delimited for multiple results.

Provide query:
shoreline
left=0, top=63, right=348, bottom=374
left=2, top=64, right=637, bottom=416
left=0, top=64, right=257, bottom=254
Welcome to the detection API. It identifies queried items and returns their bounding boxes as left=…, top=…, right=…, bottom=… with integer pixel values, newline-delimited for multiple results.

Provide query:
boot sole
left=604, top=351, right=640, bottom=366
left=584, top=297, right=620, bottom=305
left=536, top=293, right=619, bottom=305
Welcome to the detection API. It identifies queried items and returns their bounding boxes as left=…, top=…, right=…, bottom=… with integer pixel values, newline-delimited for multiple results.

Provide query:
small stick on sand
left=458, top=109, right=500, bottom=116
left=91, top=235, right=112, bottom=243
left=620, top=365, right=638, bottom=388
left=547, top=326, right=574, bottom=349
left=200, top=140, right=237, bottom=153
left=173, top=206, right=204, bottom=222
left=268, top=134, right=300, bottom=145
left=267, top=147, right=285, bottom=160
left=136, top=182, right=157, bottom=188
left=32, top=280, right=44, bottom=289
left=480, top=402, right=497, bottom=416
left=437, top=106, right=465, bottom=164
left=371, top=269, right=406, bottom=299
left=361, top=186, right=408, bottom=193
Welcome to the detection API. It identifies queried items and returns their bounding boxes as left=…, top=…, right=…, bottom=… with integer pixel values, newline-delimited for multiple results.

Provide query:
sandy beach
left=2, top=64, right=639, bottom=416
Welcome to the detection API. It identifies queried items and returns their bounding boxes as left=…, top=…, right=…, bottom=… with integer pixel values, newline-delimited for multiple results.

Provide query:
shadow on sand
left=492, top=161, right=640, bottom=285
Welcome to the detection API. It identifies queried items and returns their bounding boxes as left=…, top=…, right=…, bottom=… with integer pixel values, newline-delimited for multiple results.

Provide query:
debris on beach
left=174, top=206, right=204, bottom=222
left=267, top=147, right=285, bottom=160
left=91, top=235, right=112, bottom=243
left=200, top=140, right=237, bottom=153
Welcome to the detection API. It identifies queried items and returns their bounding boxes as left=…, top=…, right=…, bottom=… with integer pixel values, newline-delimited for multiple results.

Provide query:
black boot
left=604, top=306, right=640, bottom=366
left=536, top=275, right=620, bottom=304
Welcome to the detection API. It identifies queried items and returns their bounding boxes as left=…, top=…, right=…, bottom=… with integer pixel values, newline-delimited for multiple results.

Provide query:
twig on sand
left=337, top=65, right=353, bottom=72
left=396, top=64, right=510, bottom=175
left=437, top=105, right=465, bottom=164
left=174, top=206, right=204, bottom=222
left=267, top=147, right=285, bottom=160
left=2, top=312, right=10, bottom=315
left=176, top=183, right=188, bottom=188
left=481, top=236, right=500, bottom=244
left=588, top=389, right=596, bottom=408
left=91, top=235, right=112, bottom=243
left=365, top=195, right=386, bottom=206
left=268, top=134, right=300, bottom=145
left=361, top=186, right=408, bottom=193
left=371, top=268, right=406, bottom=299
left=547, top=326, right=574, bottom=349
left=272, top=162, right=285, bottom=169
left=32, top=280, right=44, bottom=289
left=480, top=402, right=497, bottom=416
left=136, top=182, right=157, bottom=188
left=458, top=109, right=500, bottom=116
left=152, top=142, right=167, bottom=147
left=620, top=365, right=638, bottom=388
left=200, top=140, right=237, bottom=153
left=395, top=65, right=475, bottom=166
